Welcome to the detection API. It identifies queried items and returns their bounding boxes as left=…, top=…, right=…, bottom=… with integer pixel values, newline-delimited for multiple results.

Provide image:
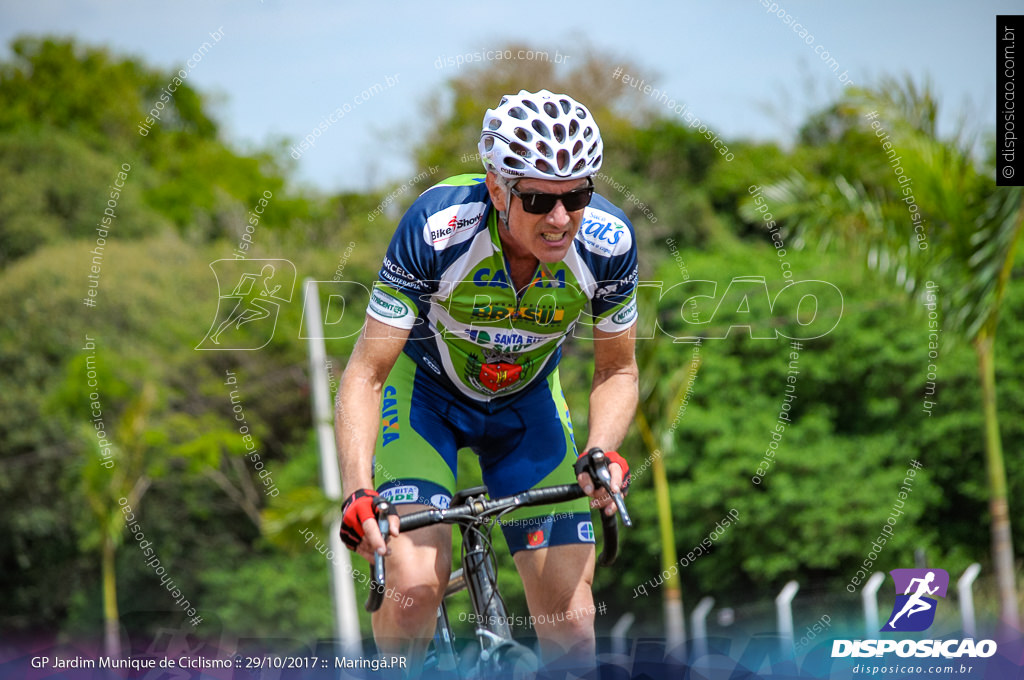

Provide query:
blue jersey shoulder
left=385, top=175, right=493, bottom=282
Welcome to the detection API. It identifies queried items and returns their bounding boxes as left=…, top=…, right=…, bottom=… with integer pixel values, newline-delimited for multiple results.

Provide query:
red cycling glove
left=341, top=489, right=393, bottom=550
left=574, top=448, right=631, bottom=495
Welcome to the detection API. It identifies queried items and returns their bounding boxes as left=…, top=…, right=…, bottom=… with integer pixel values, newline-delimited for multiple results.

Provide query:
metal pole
left=691, top=596, right=715, bottom=661
left=863, top=571, right=886, bottom=636
left=776, top=581, right=800, bottom=655
left=304, top=279, right=362, bottom=657
left=958, top=563, right=982, bottom=638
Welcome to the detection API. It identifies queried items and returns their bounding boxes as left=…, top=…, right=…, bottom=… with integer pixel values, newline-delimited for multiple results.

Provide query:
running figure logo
left=881, top=568, right=949, bottom=632
left=197, top=259, right=296, bottom=350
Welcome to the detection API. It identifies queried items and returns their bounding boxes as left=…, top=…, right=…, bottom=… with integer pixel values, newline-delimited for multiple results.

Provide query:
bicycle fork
left=461, top=522, right=513, bottom=645
left=432, top=523, right=514, bottom=670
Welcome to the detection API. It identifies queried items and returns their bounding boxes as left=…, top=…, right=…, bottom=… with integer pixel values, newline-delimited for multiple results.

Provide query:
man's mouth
left=540, top=231, right=568, bottom=243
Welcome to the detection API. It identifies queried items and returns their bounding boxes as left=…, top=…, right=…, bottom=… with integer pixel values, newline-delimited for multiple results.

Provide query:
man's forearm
left=584, top=368, right=639, bottom=452
left=335, top=368, right=384, bottom=497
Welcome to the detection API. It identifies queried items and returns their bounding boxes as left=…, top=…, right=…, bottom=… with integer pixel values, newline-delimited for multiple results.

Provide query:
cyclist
left=335, top=89, right=638, bottom=668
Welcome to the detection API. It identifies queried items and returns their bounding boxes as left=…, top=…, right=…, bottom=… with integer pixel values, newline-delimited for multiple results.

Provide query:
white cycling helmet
left=479, top=89, right=603, bottom=181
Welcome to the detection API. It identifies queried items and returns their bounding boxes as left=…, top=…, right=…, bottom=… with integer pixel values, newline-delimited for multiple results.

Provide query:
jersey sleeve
left=367, top=206, right=439, bottom=330
left=589, top=219, right=639, bottom=334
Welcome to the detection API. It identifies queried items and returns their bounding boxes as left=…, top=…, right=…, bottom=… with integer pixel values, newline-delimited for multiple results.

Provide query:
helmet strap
left=496, top=177, right=516, bottom=231
left=501, top=192, right=511, bottom=231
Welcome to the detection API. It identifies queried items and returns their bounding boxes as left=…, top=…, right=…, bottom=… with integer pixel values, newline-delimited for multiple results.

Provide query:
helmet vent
left=556, top=149, right=570, bottom=172
left=509, top=141, right=531, bottom=158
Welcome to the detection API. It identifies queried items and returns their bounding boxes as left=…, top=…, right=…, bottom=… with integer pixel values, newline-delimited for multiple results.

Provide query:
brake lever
left=373, top=501, right=391, bottom=583
left=365, top=500, right=392, bottom=611
left=589, top=451, right=632, bottom=528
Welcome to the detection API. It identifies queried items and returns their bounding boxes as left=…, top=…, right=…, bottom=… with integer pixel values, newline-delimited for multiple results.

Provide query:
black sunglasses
left=509, top=177, right=594, bottom=214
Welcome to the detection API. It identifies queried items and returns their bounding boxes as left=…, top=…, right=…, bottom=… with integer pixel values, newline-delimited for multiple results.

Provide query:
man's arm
left=577, top=323, right=638, bottom=513
left=335, top=316, right=410, bottom=561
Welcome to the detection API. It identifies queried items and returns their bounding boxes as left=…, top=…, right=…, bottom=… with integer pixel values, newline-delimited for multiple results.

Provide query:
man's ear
left=485, top=172, right=506, bottom=207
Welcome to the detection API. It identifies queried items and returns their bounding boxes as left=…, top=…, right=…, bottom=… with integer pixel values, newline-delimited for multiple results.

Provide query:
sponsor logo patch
left=611, top=298, right=638, bottom=325
left=380, top=384, right=400, bottom=446
left=369, top=288, right=411, bottom=320
left=423, top=205, right=485, bottom=250
left=578, top=213, right=632, bottom=256
left=380, top=484, right=418, bottom=503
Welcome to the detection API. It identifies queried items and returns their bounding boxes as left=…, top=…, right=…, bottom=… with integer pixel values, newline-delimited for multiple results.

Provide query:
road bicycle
left=365, top=450, right=631, bottom=678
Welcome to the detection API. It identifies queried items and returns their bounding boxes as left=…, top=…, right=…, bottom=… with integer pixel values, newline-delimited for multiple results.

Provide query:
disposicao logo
left=881, top=568, right=948, bottom=632
left=831, top=567, right=997, bottom=659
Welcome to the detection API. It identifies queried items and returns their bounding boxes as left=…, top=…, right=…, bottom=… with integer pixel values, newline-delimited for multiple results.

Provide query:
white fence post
left=863, top=571, right=886, bottom=637
left=958, top=563, right=982, bottom=638
left=691, top=596, right=715, bottom=661
left=610, top=613, right=635, bottom=658
left=776, top=581, right=800, bottom=655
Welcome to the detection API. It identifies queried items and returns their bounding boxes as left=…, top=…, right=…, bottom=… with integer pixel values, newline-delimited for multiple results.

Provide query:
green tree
left=747, top=77, right=1022, bottom=629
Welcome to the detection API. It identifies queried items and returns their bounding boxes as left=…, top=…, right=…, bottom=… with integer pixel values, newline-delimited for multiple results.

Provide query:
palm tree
left=744, top=77, right=1022, bottom=631
left=632, top=279, right=707, bottom=652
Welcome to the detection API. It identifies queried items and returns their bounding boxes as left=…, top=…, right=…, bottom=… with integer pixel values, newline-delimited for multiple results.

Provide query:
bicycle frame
left=433, top=486, right=514, bottom=665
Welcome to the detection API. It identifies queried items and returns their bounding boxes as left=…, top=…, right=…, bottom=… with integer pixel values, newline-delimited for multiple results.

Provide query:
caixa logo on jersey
left=832, top=568, right=997, bottom=659
left=380, top=385, right=400, bottom=446
left=424, top=204, right=485, bottom=250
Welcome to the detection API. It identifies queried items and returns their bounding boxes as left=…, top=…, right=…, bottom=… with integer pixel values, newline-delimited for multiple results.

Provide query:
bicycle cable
left=458, top=512, right=509, bottom=626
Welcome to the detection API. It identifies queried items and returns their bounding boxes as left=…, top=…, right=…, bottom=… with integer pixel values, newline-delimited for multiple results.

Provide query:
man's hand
left=341, top=489, right=400, bottom=563
left=574, top=448, right=630, bottom=517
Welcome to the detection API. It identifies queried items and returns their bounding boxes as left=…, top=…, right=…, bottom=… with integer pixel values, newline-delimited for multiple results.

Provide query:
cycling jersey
left=367, top=174, right=639, bottom=408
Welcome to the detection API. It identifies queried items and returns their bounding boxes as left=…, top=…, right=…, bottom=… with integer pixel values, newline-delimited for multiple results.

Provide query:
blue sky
left=0, top=1, right=1011, bottom=192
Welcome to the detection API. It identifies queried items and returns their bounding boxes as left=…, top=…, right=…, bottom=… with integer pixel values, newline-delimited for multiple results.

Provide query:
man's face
left=485, top=173, right=590, bottom=264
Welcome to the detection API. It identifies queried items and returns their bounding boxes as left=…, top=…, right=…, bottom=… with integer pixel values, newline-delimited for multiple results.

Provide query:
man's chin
left=534, top=247, right=571, bottom=263
left=533, top=235, right=576, bottom=262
